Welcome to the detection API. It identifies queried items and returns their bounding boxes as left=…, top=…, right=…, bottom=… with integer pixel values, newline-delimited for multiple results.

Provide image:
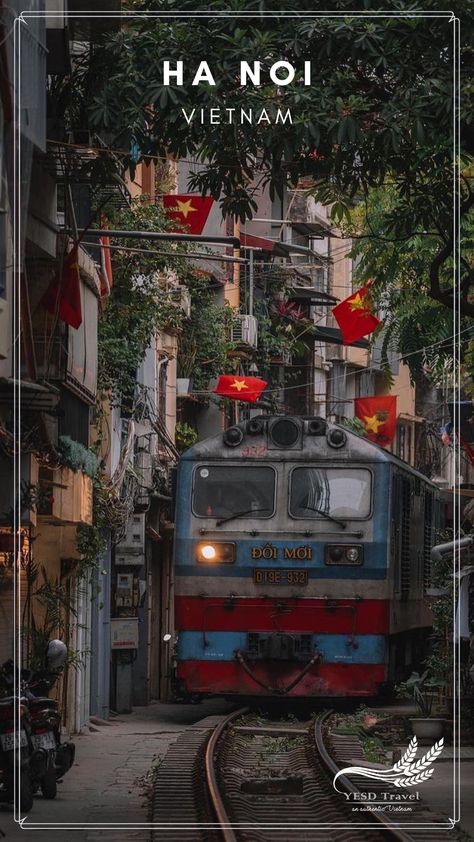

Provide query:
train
left=172, top=415, right=442, bottom=699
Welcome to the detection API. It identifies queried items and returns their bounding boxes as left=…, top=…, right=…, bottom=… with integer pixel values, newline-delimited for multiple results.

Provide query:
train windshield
left=193, top=465, right=275, bottom=519
left=290, top=467, right=372, bottom=519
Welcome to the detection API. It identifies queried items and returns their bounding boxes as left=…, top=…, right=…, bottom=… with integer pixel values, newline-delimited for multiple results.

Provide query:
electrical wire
left=190, top=327, right=471, bottom=398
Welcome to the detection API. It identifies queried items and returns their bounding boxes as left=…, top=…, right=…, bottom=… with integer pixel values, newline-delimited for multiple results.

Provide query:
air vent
left=423, top=490, right=433, bottom=592
left=400, top=478, right=411, bottom=600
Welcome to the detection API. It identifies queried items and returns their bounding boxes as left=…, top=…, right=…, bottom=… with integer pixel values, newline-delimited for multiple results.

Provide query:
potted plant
left=396, top=670, right=446, bottom=744
left=175, top=422, right=198, bottom=454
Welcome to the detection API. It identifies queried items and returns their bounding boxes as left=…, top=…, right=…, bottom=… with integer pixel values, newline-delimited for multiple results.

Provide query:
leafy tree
left=98, top=198, right=205, bottom=402
left=344, top=183, right=474, bottom=382
left=62, top=0, right=474, bottom=317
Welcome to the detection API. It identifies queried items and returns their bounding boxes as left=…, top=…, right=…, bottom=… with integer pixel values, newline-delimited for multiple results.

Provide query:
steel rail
left=204, top=706, right=248, bottom=842
left=314, top=710, right=418, bottom=842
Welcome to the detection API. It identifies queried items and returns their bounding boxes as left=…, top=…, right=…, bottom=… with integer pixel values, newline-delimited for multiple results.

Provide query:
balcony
left=37, top=465, right=93, bottom=526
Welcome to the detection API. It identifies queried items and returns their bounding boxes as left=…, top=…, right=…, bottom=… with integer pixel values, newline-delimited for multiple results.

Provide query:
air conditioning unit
left=231, top=314, right=258, bottom=349
left=169, top=286, right=191, bottom=318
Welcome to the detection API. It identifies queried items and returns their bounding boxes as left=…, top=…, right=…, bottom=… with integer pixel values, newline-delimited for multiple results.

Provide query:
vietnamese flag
left=214, top=375, right=268, bottom=403
left=355, top=396, right=397, bottom=448
left=332, top=282, right=381, bottom=345
left=43, top=245, right=82, bottom=329
left=163, top=194, right=214, bottom=234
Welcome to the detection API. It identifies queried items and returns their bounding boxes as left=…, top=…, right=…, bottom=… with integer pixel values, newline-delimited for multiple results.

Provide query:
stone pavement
left=1, top=698, right=233, bottom=841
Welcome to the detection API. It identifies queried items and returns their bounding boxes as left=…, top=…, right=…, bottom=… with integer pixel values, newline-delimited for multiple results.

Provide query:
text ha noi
left=160, top=60, right=312, bottom=125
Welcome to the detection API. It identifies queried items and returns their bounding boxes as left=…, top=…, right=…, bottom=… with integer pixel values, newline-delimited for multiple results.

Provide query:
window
left=290, top=467, right=372, bottom=519
left=193, top=465, right=275, bottom=519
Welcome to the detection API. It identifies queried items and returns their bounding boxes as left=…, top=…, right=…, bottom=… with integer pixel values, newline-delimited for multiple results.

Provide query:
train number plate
left=253, top=568, right=308, bottom=586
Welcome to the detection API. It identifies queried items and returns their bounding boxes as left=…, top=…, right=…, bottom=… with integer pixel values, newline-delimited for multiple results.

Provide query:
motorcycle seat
left=28, top=697, right=58, bottom=710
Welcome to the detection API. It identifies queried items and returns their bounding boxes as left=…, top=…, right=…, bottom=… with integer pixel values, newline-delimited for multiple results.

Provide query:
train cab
left=172, top=415, right=440, bottom=699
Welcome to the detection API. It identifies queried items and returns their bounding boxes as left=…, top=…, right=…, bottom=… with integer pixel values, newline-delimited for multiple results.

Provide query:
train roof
left=180, top=415, right=439, bottom=488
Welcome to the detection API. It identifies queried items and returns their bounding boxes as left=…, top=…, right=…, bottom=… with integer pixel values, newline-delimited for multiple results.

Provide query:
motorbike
left=22, top=665, right=75, bottom=798
left=0, top=689, right=36, bottom=811
left=0, top=641, right=75, bottom=806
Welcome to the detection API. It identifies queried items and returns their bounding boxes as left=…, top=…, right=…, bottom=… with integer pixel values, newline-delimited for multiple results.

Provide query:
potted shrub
left=175, top=422, right=198, bottom=454
left=396, top=670, right=446, bottom=745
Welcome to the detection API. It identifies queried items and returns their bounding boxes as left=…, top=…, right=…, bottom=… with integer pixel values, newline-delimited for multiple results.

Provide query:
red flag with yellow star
left=163, top=194, right=214, bottom=234
left=214, top=375, right=268, bottom=403
left=43, top=244, right=82, bottom=329
left=354, top=396, right=397, bottom=448
left=332, top=282, right=381, bottom=345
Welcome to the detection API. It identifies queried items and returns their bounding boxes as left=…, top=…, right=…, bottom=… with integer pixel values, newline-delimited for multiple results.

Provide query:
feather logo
left=333, top=737, right=444, bottom=794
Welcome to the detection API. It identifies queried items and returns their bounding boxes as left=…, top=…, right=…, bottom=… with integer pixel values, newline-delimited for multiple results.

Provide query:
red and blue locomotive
left=172, top=415, right=440, bottom=699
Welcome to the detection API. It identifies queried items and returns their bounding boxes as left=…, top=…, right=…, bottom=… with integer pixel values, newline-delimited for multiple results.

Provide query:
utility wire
left=190, top=327, right=470, bottom=398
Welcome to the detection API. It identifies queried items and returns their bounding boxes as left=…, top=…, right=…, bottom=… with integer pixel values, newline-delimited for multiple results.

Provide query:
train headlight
left=325, top=545, right=363, bottom=565
left=196, top=542, right=236, bottom=563
left=223, top=426, right=244, bottom=447
left=327, top=428, right=346, bottom=448
left=201, top=544, right=217, bottom=560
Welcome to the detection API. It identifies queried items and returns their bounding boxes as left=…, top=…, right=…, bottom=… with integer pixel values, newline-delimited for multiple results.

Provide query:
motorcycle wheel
left=20, top=774, right=34, bottom=812
left=40, top=766, right=57, bottom=799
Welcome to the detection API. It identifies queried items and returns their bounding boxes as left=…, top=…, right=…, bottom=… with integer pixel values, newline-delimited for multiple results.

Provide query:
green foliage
left=59, top=1, right=474, bottom=317
left=345, top=183, right=474, bottom=380
left=424, top=540, right=455, bottom=691
left=98, top=199, right=194, bottom=403
left=22, top=564, right=75, bottom=672
left=396, top=670, right=445, bottom=717
left=174, top=421, right=198, bottom=453
left=58, top=436, right=99, bottom=478
left=341, top=417, right=367, bottom=437
left=176, top=271, right=234, bottom=390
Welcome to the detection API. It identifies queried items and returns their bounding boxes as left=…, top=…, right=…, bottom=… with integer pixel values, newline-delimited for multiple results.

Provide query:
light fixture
left=196, top=542, right=236, bottom=563
left=327, top=428, right=346, bottom=448
left=223, top=426, right=244, bottom=447
left=201, top=544, right=217, bottom=560
left=325, top=545, right=363, bottom=565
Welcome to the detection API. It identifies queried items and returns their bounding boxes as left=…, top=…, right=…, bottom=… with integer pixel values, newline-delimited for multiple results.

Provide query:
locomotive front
left=173, top=415, right=392, bottom=699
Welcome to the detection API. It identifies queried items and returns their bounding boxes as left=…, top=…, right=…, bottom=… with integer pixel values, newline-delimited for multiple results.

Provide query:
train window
left=192, top=465, right=276, bottom=519
left=289, top=467, right=372, bottom=519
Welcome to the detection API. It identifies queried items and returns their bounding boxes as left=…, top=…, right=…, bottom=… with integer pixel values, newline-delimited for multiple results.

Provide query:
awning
left=288, top=286, right=338, bottom=306
left=312, top=325, right=369, bottom=349
left=240, top=232, right=277, bottom=251
left=240, top=233, right=327, bottom=261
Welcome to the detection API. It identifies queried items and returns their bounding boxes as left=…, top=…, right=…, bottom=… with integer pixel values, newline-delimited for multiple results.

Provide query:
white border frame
left=12, top=7, right=460, bottom=833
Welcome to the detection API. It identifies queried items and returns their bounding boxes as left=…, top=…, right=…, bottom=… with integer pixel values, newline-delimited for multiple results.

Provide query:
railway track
left=151, top=708, right=457, bottom=842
